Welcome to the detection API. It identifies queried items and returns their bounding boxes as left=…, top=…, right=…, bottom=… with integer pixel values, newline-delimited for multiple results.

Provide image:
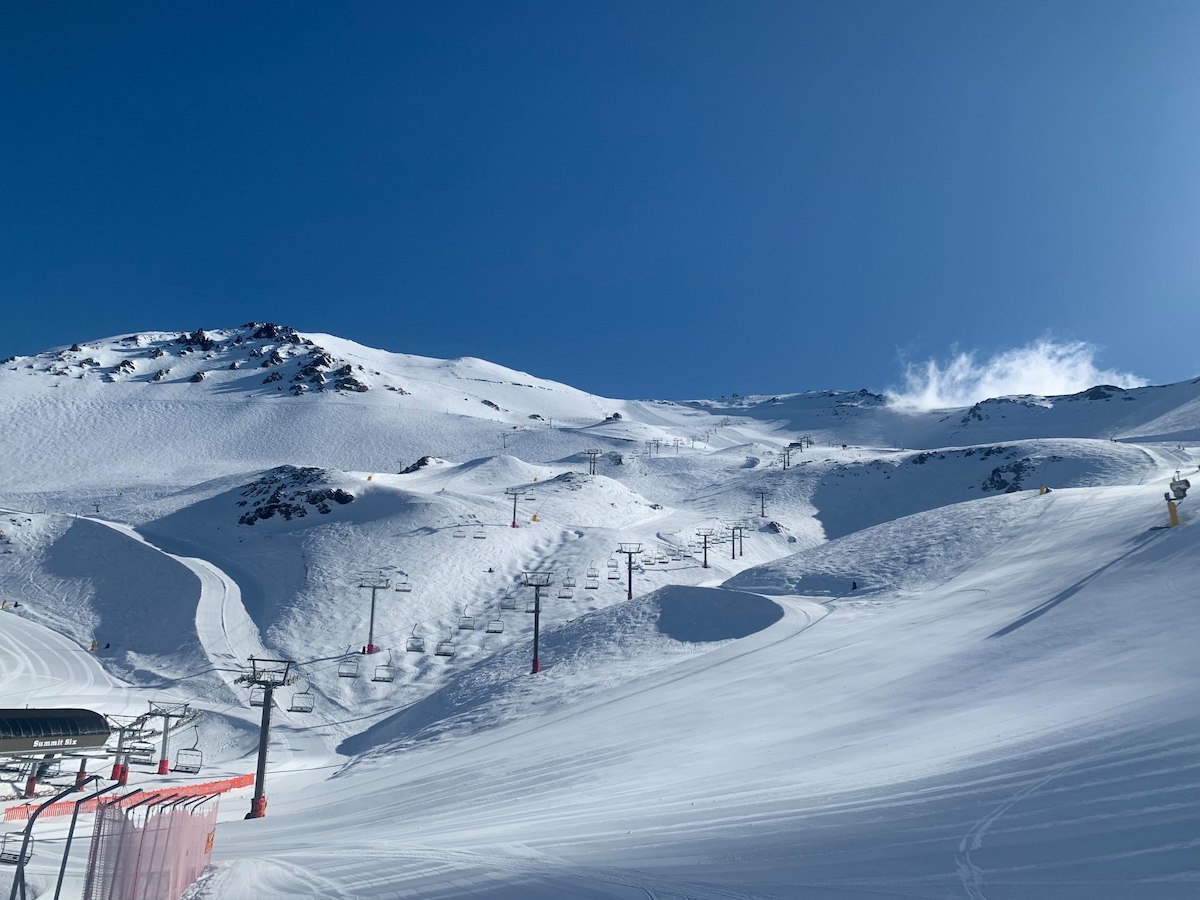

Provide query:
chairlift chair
left=586, top=567, right=600, bottom=579
left=453, top=525, right=467, bottom=538
left=458, top=606, right=476, bottom=630
left=564, top=575, right=578, bottom=588
left=248, top=687, right=266, bottom=708
left=525, top=599, right=539, bottom=614
left=406, top=625, right=426, bottom=653
left=0, top=832, right=33, bottom=865
left=500, top=592, right=518, bottom=610
left=1170, top=471, right=1190, bottom=500
left=607, top=569, right=619, bottom=580
left=128, top=740, right=156, bottom=763
left=372, top=650, right=397, bottom=683
left=485, top=615, right=504, bottom=634
left=395, top=576, right=413, bottom=593
left=289, top=690, right=315, bottom=713
left=558, top=585, right=574, bottom=599
left=585, top=576, right=600, bottom=590
left=170, top=727, right=204, bottom=774
left=606, top=559, right=619, bottom=570
left=473, top=527, right=486, bottom=540
left=338, top=657, right=360, bottom=678
left=434, top=632, right=456, bottom=657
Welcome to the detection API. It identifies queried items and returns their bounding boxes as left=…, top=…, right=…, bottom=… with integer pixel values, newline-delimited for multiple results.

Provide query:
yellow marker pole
left=1168, top=499, right=1180, bottom=527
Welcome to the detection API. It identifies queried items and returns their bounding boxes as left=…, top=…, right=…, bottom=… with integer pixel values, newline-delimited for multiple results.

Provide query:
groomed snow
left=0, top=326, right=1196, bottom=899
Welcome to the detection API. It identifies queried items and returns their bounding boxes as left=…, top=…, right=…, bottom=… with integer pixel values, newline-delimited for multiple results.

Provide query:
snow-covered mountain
left=1, top=325, right=1197, bottom=899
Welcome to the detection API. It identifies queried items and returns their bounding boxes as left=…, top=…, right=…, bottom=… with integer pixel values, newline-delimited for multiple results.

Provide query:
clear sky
left=2, top=2, right=1197, bottom=401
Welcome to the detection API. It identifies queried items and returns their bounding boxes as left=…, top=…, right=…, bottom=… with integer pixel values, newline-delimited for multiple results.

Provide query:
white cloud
left=888, top=339, right=1147, bottom=411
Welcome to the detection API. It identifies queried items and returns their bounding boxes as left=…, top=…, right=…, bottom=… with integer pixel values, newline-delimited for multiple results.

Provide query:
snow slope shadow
left=989, top=530, right=1161, bottom=638
left=41, top=517, right=203, bottom=672
left=339, top=585, right=781, bottom=759
left=654, top=585, right=782, bottom=641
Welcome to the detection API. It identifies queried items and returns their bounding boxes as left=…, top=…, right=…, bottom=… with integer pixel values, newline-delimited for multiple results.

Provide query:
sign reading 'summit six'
left=0, top=708, right=110, bottom=755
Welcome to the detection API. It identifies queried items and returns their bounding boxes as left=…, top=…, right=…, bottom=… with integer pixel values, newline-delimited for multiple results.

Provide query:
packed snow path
left=0, top=607, right=123, bottom=709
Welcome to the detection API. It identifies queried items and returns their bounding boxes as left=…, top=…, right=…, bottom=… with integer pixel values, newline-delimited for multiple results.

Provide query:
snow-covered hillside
left=1, top=325, right=1197, bottom=899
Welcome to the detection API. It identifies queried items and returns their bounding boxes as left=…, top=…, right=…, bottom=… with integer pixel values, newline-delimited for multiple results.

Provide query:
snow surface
left=0, top=324, right=1197, bottom=898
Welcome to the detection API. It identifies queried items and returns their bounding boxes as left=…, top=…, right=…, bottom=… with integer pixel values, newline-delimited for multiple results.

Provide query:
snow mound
left=810, top=438, right=1153, bottom=539
left=340, top=585, right=780, bottom=758
left=727, top=489, right=1061, bottom=597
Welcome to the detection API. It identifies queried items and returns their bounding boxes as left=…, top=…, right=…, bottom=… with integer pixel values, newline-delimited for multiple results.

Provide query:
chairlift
left=500, top=592, right=518, bottom=610
left=525, top=599, right=539, bottom=614
left=0, top=832, right=33, bottom=865
left=452, top=525, right=467, bottom=538
left=564, top=575, right=577, bottom=588
left=525, top=492, right=536, bottom=501
left=586, top=567, right=599, bottom=579
left=473, top=526, right=487, bottom=540
left=128, top=740, right=156, bottom=762
left=1170, top=471, right=1190, bottom=500
left=338, top=656, right=360, bottom=678
left=395, top=576, right=413, bottom=594
left=557, top=585, right=573, bottom=599
left=171, top=727, right=203, bottom=775
left=606, top=558, right=618, bottom=570
left=458, top=606, right=476, bottom=630
left=607, top=569, right=619, bottom=580
left=373, top=664, right=396, bottom=683
left=289, top=689, right=315, bottom=713
left=249, top=687, right=266, bottom=708
left=434, top=632, right=456, bottom=657
left=585, top=576, right=600, bottom=590
left=485, top=615, right=504, bottom=634
left=406, top=625, right=426, bottom=653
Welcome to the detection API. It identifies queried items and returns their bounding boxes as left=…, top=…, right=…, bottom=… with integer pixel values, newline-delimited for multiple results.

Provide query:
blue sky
left=2, top=2, right=1197, bottom=400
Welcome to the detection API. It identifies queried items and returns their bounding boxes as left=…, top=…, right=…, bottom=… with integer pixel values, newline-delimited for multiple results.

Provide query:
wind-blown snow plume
left=889, top=340, right=1147, bottom=410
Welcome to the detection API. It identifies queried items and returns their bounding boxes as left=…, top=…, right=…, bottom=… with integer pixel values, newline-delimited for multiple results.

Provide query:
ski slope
left=0, top=325, right=1197, bottom=899
left=184, top=482, right=1198, bottom=899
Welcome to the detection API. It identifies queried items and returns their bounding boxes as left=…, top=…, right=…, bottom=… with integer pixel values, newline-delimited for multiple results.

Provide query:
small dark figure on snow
left=851, top=581, right=857, bottom=591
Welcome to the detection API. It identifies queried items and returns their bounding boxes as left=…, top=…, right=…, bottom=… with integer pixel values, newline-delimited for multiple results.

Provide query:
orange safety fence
left=3, top=773, right=253, bottom=821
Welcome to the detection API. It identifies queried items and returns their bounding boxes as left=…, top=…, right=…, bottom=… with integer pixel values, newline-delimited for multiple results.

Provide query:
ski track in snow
left=0, top=608, right=120, bottom=706
left=955, top=762, right=1075, bottom=900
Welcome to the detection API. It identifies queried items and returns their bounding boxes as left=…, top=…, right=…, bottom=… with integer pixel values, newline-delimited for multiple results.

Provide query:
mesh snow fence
left=82, top=793, right=219, bottom=900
